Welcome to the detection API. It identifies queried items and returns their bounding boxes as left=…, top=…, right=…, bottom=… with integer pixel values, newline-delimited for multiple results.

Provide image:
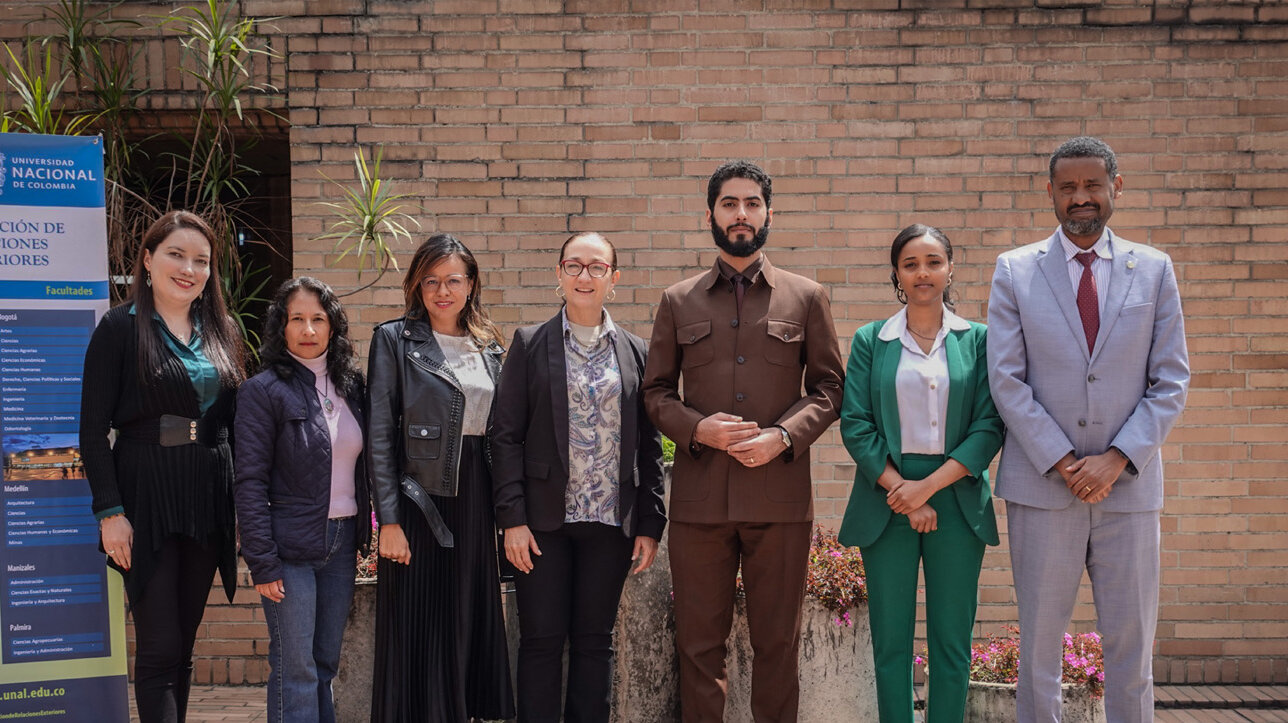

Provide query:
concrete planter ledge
left=334, top=528, right=878, bottom=723
left=965, top=680, right=1106, bottom=723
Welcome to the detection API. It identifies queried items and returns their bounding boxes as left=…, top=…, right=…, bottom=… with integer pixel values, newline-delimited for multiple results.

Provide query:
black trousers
left=514, top=522, right=633, bottom=723
left=130, top=535, right=219, bottom=723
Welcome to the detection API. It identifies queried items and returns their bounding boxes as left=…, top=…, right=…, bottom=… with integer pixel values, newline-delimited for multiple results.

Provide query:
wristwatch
left=777, top=425, right=792, bottom=450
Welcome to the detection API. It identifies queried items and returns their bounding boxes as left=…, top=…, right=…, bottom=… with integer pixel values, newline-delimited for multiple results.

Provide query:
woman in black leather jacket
left=366, top=234, right=514, bottom=723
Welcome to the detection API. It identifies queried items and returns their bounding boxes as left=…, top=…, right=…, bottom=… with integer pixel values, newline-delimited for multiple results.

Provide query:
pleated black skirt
left=372, top=436, right=515, bottom=723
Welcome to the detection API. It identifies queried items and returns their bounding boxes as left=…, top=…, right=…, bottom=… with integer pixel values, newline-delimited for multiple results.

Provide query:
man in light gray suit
left=987, top=136, right=1190, bottom=723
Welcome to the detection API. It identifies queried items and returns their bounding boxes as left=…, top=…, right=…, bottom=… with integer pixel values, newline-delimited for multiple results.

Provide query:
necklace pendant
left=323, top=397, right=335, bottom=414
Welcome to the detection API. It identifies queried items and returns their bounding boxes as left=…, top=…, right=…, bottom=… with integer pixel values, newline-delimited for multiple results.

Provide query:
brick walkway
left=160, top=684, right=1288, bottom=722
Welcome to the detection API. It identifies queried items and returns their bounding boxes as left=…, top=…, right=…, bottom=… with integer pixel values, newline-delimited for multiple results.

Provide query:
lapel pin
left=1126, top=259, right=1136, bottom=269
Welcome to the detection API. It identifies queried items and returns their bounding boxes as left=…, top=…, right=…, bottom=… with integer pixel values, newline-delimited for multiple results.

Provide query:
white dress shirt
left=1057, top=226, right=1113, bottom=317
left=878, top=305, right=972, bottom=455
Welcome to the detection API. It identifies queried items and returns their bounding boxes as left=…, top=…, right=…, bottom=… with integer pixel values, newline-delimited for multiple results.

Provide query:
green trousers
left=860, top=454, right=986, bottom=723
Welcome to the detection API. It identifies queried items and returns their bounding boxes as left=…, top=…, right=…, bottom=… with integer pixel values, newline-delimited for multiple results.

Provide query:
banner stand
left=0, top=133, right=127, bottom=722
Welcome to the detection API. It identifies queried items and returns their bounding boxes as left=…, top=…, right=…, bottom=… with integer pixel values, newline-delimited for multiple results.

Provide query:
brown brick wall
left=6, top=0, right=1285, bottom=686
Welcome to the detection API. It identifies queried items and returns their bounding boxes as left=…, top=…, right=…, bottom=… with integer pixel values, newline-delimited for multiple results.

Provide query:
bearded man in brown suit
left=643, top=160, right=844, bottom=723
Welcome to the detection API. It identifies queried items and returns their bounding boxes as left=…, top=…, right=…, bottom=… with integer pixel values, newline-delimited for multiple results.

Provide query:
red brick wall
left=7, top=0, right=1285, bottom=686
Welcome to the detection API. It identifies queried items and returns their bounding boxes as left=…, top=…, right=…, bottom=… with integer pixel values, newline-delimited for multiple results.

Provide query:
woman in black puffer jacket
left=233, top=277, right=370, bottom=723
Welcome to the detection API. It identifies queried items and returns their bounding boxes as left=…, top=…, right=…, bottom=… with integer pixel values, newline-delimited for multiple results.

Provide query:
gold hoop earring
left=606, top=288, right=617, bottom=302
left=555, top=286, right=565, bottom=299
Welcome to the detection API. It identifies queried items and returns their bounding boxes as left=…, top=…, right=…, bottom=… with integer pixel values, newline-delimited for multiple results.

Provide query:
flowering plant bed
left=805, top=525, right=868, bottom=619
left=968, top=625, right=1105, bottom=698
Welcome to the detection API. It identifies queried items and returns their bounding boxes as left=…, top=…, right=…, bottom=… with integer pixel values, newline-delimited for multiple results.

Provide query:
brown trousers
left=669, top=520, right=812, bottom=723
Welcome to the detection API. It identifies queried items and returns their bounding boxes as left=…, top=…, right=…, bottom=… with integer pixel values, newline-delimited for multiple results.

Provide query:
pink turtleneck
left=289, top=350, right=361, bottom=518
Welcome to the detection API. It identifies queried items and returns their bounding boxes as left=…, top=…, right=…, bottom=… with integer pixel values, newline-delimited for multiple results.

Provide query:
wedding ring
left=749, top=457, right=756, bottom=464
left=107, top=550, right=115, bottom=554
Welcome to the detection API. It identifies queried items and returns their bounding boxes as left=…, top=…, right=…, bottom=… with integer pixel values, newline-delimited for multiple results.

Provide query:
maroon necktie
left=731, top=273, right=748, bottom=313
left=1075, top=251, right=1099, bottom=353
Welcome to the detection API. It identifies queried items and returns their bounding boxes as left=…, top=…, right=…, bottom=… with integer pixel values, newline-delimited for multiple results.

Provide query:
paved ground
left=150, top=684, right=1288, bottom=722
left=1154, top=685, right=1288, bottom=723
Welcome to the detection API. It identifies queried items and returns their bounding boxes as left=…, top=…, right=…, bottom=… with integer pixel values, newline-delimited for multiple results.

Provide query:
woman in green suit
left=839, top=224, right=1004, bottom=723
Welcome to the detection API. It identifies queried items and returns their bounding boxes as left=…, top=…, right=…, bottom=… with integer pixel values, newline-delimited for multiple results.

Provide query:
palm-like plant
left=316, top=148, right=421, bottom=296
left=11, top=0, right=283, bottom=364
left=0, top=43, right=98, bottom=135
left=164, top=0, right=279, bottom=208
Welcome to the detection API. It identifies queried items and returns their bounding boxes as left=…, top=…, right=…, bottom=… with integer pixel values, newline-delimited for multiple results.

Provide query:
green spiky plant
left=162, top=0, right=281, bottom=360
left=0, top=42, right=98, bottom=135
left=13, top=0, right=283, bottom=363
left=316, top=147, right=421, bottom=297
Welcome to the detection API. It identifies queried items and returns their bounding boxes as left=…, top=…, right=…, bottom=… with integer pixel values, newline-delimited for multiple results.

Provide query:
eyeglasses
left=559, top=260, right=614, bottom=278
left=420, top=274, right=469, bottom=292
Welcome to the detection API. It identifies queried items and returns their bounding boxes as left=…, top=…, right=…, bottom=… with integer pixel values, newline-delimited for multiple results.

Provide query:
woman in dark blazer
left=492, top=231, right=667, bottom=723
left=233, top=277, right=369, bottom=723
left=80, top=210, right=245, bottom=722
left=366, top=234, right=514, bottom=723
left=838, top=224, right=1005, bottom=723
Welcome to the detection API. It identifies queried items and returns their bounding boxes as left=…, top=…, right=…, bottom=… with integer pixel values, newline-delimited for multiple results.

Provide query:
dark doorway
left=118, top=110, right=292, bottom=354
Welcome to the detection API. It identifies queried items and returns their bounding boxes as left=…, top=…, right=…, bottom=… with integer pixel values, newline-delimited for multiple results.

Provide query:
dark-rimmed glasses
left=559, top=260, right=614, bottom=278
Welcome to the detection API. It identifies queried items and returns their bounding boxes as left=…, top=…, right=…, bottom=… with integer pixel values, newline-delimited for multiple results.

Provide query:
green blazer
left=837, top=318, right=1003, bottom=548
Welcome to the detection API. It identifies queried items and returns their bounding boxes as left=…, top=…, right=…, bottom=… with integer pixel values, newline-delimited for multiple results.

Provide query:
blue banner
left=0, top=134, right=105, bottom=208
left=0, top=133, right=124, bottom=723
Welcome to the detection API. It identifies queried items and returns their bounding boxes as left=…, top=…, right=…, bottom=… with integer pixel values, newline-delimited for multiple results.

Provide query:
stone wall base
left=335, top=531, right=877, bottom=722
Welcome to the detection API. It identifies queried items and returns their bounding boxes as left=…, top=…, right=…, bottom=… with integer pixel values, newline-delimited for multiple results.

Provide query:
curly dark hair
left=257, top=277, right=363, bottom=398
left=1049, top=136, right=1118, bottom=179
left=706, top=160, right=772, bottom=212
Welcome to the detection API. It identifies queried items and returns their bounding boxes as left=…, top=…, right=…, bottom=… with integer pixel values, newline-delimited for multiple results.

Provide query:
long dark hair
left=889, top=223, right=955, bottom=308
left=401, top=233, right=504, bottom=347
left=129, top=210, right=245, bottom=387
left=258, top=277, right=363, bottom=398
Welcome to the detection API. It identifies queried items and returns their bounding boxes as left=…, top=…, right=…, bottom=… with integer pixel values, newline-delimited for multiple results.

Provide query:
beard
left=710, top=219, right=770, bottom=257
left=1060, top=205, right=1107, bottom=239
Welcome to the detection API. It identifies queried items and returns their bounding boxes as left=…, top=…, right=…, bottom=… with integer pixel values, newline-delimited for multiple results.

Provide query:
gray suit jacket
left=986, top=229, right=1190, bottom=512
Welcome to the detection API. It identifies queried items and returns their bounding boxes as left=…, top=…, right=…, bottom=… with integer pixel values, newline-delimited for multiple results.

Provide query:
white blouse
left=433, top=331, right=494, bottom=436
left=877, top=306, right=972, bottom=455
